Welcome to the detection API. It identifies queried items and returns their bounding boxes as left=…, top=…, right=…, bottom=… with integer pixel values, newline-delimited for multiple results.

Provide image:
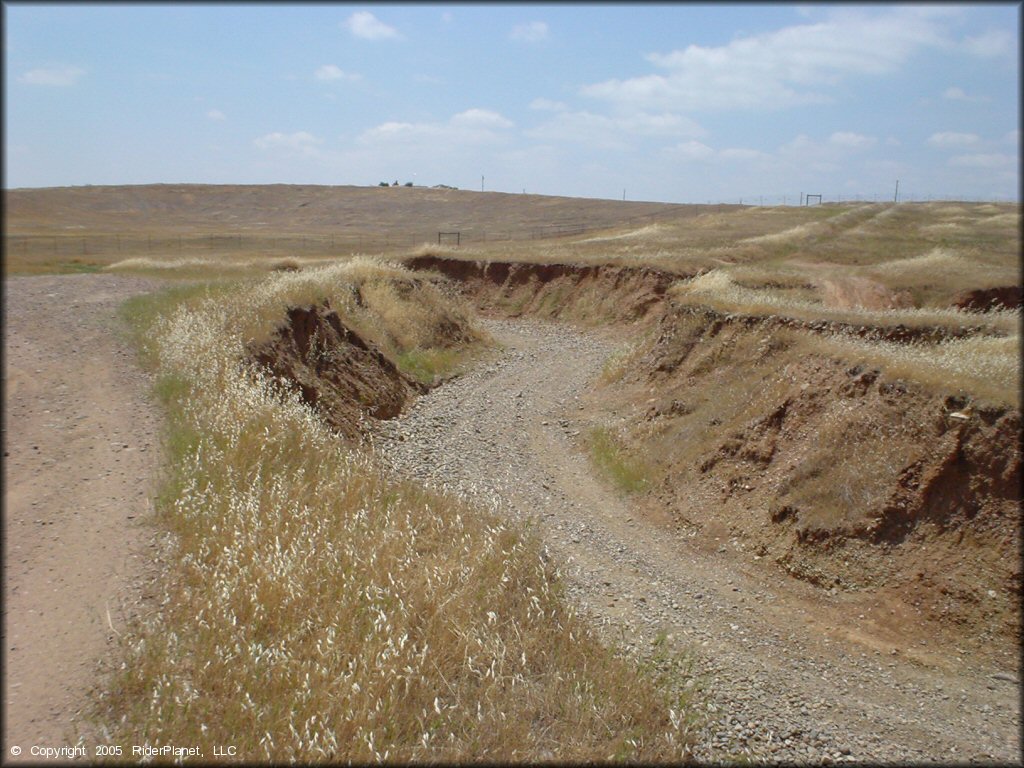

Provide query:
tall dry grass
left=98, top=259, right=698, bottom=762
left=667, top=270, right=1021, bottom=405
left=671, top=269, right=1019, bottom=333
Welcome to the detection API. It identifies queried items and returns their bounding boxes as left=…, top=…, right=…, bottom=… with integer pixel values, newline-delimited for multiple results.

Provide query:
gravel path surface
left=374, top=318, right=1021, bottom=765
left=3, top=274, right=165, bottom=757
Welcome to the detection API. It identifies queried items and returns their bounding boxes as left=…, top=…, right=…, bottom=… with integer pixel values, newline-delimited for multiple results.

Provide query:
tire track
left=3, top=274, right=165, bottom=756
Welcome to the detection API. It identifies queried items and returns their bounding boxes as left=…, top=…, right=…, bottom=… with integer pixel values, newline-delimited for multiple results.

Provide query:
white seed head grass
left=674, top=269, right=1019, bottom=333
left=103, top=260, right=698, bottom=761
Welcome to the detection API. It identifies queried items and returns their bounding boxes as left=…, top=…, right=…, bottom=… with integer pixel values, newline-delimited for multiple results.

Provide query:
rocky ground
left=373, top=317, right=1021, bottom=765
left=3, top=274, right=1018, bottom=764
left=3, top=274, right=165, bottom=758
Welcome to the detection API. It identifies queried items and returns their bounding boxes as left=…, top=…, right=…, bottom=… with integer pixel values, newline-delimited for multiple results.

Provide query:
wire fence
left=703, top=192, right=1017, bottom=206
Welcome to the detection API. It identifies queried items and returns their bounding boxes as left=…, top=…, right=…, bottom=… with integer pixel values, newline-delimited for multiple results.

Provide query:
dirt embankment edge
left=402, top=255, right=1021, bottom=658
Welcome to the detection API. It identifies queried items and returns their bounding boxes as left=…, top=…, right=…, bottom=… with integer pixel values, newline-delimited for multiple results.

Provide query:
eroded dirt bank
left=618, top=304, right=1020, bottom=662
left=248, top=301, right=425, bottom=441
left=405, top=254, right=679, bottom=323
left=3, top=274, right=164, bottom=756
left=404, top=255, right=1021, bottom=665
left=368, top=318, right=1019, bottom=763
left=245, top=257, right=1020, bottom=761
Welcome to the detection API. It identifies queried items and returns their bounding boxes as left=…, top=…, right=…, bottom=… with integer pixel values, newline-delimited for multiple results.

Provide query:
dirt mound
left=951, top=285, right=1022, bottom=312
left=405, top=254, right=681, bottom=323
left=819, top=276, right=915, bottom=310
left=249, top=301, right=424, bottom=440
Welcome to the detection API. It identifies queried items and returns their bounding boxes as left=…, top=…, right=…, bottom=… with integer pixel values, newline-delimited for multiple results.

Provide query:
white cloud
left=1004, top=130, right=1020, bottom=146
left=510, top=21, right=549, bottom=43
left=207, top=109, right=226, bottom=121
left=941, top=86, right=988, bottom=103
left=527, top=112, right=629, bottom=150
left=581, top=8, right=949, bottom=112
left=359, top=109, right=515, bottom=148
left=527, top=110, right=704, bottom=151
left=344, top=11, right=401, bottom=41
left=315, top=64, right=360, bottom=82
left=253, top=131, right=323, bottom=156
left=829, top=132, right=876, bottom=149
left=666, top=140, right=715, bottom=161
left=961, top=29, right=1014, bottom=59
left=450, top=109, right=514, bottom=129
left=529, top=97, right=568, bottom=112
left=719, top=147, right=766, bottom=162
left=927, top=131, right=980, bottom=148
left=19, top=66, right=85, bottom=87
left=949, top=153, right=1016, bottom=169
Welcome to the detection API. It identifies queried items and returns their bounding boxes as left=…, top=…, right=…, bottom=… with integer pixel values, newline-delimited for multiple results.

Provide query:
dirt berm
left=403, top=254, right=1021, bottom=664
left=249, top=301, right=425, bottom=441
left=244, top=255, right=1018, bottom=665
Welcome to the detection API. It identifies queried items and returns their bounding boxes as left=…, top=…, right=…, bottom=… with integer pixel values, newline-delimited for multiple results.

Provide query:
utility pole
left=894, top=180, right=899, bottom=203
left=481, top=175, right=484, bottom=192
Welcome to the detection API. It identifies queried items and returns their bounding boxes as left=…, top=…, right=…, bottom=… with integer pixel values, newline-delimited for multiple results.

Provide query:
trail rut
left=374, top=318, right=1021, bottom=764
left=3, top=274, right=164, bottom=758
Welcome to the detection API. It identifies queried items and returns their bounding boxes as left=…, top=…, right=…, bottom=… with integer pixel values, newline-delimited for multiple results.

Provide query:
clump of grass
left=814, top=331, right=1021, bottom=407
left=395, top=347, right=469, bottom=385
left=588, top=426, right=651, bottom=494
left=673, top=269, right=1019, bottom=334
left=96, top=260, right=698, bottom=762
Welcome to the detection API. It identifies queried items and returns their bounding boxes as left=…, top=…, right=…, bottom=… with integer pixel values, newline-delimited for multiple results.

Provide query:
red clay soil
left=951, top=284, right=1022, bottom=312
left=248, top=301, right=424, bottom=441
left=614, top=306, right=1021, bottom=663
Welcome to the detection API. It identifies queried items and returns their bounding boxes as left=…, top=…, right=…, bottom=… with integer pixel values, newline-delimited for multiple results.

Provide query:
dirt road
left=3, top=277, right=1019, bottom=763
left=375, top=318, right=1021, bottom=764
left=3, top=274, right=163, bottom=758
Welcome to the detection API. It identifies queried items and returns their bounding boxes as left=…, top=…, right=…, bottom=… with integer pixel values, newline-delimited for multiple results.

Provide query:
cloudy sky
left=4, top=3, right=1019, bottom=203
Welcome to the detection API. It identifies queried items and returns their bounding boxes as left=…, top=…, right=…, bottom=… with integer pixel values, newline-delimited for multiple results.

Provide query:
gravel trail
left=375, top=318, right=1021, bottom=764
left=3, top=274, right=165, bottom=757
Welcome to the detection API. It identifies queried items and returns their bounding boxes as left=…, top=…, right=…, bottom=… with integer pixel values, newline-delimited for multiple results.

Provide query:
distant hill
left=3, top=183, right=686, bottom=238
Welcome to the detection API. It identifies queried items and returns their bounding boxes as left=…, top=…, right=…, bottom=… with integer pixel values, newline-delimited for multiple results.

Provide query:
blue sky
left=4, top=3, right=1020, bottom=203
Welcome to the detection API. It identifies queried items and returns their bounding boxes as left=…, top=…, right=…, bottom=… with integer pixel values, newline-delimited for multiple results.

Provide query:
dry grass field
left=3, top=184, right=685, bottom=273
left=4, top=184, right=1020, bottom=761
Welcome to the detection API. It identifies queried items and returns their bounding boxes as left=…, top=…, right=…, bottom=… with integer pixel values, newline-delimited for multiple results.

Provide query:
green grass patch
left=588, top=426, right=651, bottom=494
left=395, top=347, right=465, bottom=385
left=58, top=259, right=105, bottom=273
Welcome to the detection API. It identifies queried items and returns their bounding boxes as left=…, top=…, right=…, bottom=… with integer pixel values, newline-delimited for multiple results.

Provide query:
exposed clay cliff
left=249, top=301, right=424, bottom=440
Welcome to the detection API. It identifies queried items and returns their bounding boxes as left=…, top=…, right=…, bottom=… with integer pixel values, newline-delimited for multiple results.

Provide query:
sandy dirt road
left=376, top=318, right=1021, bottom=764
left=3, top=274, right=164, bottom=759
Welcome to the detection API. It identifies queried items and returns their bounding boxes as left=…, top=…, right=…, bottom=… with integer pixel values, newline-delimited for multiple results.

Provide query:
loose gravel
left=374, top=318, right=1021, bottom=765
